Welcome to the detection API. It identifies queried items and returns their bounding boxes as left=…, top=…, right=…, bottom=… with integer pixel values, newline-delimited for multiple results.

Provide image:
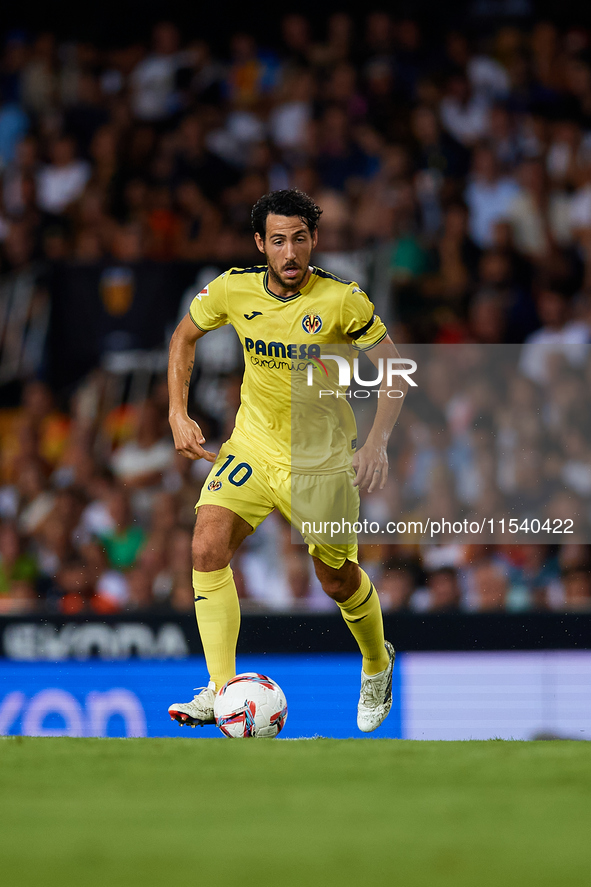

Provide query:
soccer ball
left=214, top=673, right=288, bottom=738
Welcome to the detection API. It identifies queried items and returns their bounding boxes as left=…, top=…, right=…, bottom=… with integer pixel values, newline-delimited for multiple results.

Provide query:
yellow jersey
left=189, top=265, right=387, bottom=473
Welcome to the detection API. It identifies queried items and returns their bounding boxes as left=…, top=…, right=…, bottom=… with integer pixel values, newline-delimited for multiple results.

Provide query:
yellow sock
left=192, top=566, right=241, bottom=691
left=336, top=569, right=389, bottom=675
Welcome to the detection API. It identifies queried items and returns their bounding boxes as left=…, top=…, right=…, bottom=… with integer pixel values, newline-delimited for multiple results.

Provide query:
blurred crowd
left=0, top=357, right=590, bottom=615
left=356, top=343, right=591, bottom=613
left=3, top=15, right=591, bottom=336
left=1, top=12, right=591, bottom=614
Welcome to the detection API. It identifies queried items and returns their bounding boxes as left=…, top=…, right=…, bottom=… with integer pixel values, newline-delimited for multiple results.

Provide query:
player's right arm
left=167, top=314, right=217, bottom=462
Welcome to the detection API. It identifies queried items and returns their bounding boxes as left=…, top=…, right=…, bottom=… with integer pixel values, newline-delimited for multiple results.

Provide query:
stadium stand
left=1, top=12, right=591, bottom=615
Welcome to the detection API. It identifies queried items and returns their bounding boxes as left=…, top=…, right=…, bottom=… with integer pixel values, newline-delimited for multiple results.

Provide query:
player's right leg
left=191, top=505, right=252, bottom=691
left=168, top=504, right=252, bottom=727
left=169, top=439, right=274, bottom=727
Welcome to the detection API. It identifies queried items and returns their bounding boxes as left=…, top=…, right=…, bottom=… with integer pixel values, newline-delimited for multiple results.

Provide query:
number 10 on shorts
left=215, top=454, right=253, bottom=487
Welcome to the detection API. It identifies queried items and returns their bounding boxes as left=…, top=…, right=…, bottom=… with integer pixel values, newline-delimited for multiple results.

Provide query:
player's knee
left=315, top=566, right=352, bottom=602
left=320, top=576, right=351, bottom=602
left=192, top=536, right=232, bottom=572
left=314, top=558, right=360, bottom=602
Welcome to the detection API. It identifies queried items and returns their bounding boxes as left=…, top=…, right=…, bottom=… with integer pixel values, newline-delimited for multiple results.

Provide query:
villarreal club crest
left=302, top=314, right=323, bottom=334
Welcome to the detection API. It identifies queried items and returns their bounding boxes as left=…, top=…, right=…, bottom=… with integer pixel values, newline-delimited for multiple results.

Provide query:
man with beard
left=167, top=189, right=407, bottom=732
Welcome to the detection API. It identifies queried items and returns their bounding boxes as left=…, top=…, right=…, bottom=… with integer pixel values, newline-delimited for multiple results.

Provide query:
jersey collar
left=263, top=266, right=315, bottom=302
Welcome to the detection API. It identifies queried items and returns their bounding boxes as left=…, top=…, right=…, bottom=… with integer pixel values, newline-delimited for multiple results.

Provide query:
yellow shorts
left=196, top=435, right=359, bottom=570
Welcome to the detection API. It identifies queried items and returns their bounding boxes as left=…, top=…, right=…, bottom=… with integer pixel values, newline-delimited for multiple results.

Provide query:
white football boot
left=357, top=641, right=396, bottom=733
left=168, top=681, right=216, bottom=727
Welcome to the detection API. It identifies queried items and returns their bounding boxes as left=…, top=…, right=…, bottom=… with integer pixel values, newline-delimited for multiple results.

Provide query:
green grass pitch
left=0, top=738, right=589, bottom=887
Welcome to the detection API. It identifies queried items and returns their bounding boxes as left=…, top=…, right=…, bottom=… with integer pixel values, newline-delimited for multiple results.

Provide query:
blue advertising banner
left=2, top=652, right=590, bottom=740
left=0, top=654, right=403, bottom=740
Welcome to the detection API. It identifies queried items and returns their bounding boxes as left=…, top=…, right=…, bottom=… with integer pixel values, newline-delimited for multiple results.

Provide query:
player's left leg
left=312, top=554, right=395, bottom=733
left=289, top=467, right=389, bottom=673
left=312, top=556, right=390, bottom=675
left=278, top=467, right=394, bottom=730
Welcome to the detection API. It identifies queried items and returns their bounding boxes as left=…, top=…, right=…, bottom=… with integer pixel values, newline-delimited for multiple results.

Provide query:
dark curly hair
left=251, top=189, right=322, bottom=238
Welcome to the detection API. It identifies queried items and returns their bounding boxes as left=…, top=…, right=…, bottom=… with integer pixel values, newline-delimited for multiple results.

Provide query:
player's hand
left=169, top=414, right=217, bottom=462
left=352, top=442, right=388, bottom=492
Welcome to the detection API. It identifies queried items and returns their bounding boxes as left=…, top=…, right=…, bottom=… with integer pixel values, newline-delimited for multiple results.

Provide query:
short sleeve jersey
left=189, top=265, right=387, bottom=472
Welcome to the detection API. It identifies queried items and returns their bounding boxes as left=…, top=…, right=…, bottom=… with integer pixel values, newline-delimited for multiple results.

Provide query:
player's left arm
left=352, top=335, right=408, bottom=493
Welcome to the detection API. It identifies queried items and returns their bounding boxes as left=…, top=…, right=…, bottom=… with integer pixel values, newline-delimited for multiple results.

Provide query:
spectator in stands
left=506, top=157, right=573, bottom=262
left=34, top=511, right=76, bottom=591
left=63, top=73, right=110, bottom=157
left=129, top=22, right=185, bottom=123
left=96, top=487, right=146, bottom=572
left=519, top=287, right=590, bottom=384
left=0, top=99, right=28, bottom=172
left=423, top=201, right=480, bottom=308
left=561, top=566, right=591, bottom=611
left=559, top=418, right=591, bottom=498
left=36, top=135, right=91, bottom=215
left=149, top=524, right=192, bottom=606
left=0, top=214, right=32, bottom=270
left=75, top=468, right=117, bottom=542
left=467, top=289, right=508, bottom=343
left=440, top=72, right=491, bottom=148
left=412, top=103, right=470, bottom=183
left=471, top=560, right=509, bottom=611
left=424, top=566, right=462, bottom=611
left=378, top=559, right=418, bottom=610
left=501, top=544, right=561, bottom=610
left=0, top=382, right=69, bottom=484
left=53, top=557, right=95, bottom=614
left=487, top=103, right=520, bottom=169
left=2, top=135, right=39, bottom=218
left=20, top=33, right=57, bottom=116
left=0, top=521, right=37, bottom=597
left=168, top=576, right=197, bottom=612
left=0, top=578, right=37, bottom=613
left=175, top=180, right=222, bottom=260
left=268, top=68, right=314, bottom=155
left=464, top=145, right=519, bottom=249
left=16, top=459, right=55, bottom=537
left=173, top=114, right=240, bottom=204
left=125, top=566, right=155, bottom=610
left=110, top=399, right=174, bottom=491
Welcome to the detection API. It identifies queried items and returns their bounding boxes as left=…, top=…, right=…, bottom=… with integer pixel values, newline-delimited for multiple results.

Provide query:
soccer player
left=167, top=189, right=407, bottom=732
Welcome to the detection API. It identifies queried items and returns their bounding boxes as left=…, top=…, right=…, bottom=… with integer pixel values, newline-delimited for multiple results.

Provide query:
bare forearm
left=366, top=380, right=408, bottom=446
left=168, top=317, right=201, bottom=418
left=366, top=337, right=408, bottom=445
left=166, top=316, right=215, bottom=462
left=352, top=335, right=409, bottom=491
